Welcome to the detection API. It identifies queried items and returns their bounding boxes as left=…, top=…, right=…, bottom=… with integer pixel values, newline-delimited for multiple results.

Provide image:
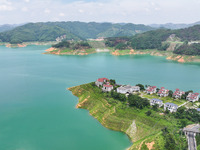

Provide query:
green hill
left=0, top=21, right=154, bottom=43
left=106, top=25, right=200, bottom=56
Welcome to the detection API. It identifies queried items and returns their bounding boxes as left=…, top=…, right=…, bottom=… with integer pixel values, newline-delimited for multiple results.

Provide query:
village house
left=117, top=85, right=140, bottom=94
left=173, top=89, right=185, bottom=99
left=186, top=92, right=199, bottom=102
left=102, top=82, right=113, bottom=92
left=157, top=87, right=169, bottom=97
left=164, top=103, right=178, bottom=113
left=95, top=78, right=109, bottom=87
left=145, top=86, right=157, bottom=95
left=150, top=99, right=163, bottom=107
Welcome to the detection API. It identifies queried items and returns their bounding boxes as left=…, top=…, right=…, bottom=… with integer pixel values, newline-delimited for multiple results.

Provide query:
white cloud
left=0, top=0, right=13, bottom=11
left=21, top=7, right=28, bottom=12
left=44, top=8, right=50, bottom=14
left=1, top=0, right=200, bottom=24
left=59, top=12, right=65, bottom=17
left=0, top=4, right=13, bottom=11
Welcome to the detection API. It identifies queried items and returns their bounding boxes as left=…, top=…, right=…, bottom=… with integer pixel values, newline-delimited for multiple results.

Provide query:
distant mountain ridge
left=0, top=24, right=21, bottom=32
left=0, top=21, right=154, bottom=43
left=149, top=21, right=200, bottom=29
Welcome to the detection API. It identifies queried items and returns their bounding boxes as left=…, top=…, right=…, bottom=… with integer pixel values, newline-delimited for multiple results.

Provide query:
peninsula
left=68, top=78, right=200, bottom=150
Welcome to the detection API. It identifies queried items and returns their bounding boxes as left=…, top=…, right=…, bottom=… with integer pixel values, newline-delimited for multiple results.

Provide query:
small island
left=44, top=40, right=109, bottom=55
left=69, top=78, right=200, bottom=150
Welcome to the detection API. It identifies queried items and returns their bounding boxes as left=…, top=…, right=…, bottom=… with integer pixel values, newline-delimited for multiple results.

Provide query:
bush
left=152, top=104, right=159, bottom=111
left=146, top=110, right=152, bottom=116
left=136, top=84, right=145, bottom=91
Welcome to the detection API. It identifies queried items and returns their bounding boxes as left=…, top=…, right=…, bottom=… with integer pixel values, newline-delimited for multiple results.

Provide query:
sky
left=0, top=0, right=200, bottom=25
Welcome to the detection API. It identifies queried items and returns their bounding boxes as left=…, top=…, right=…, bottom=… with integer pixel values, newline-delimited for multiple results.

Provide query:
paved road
left=188, top=132, right=196, bottom=150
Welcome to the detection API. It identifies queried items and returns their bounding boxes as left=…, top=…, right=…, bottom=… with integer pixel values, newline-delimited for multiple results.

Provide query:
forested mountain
left=0, top=21, right=154, bottom=43
left=0, top=24, right=20, bottom=32
left=105, top=25, right=200, bottom=55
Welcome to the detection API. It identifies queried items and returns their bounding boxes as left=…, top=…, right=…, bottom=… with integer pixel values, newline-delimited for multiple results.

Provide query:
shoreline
left=67, top=86, right=135, bottom=149
left=111, top=49, right=200, bottom=63
left=67, top=84, right=173, bottom=150
left=45, top=46, right=200, bottom=63
left=68, top=82, right=199, bottom=150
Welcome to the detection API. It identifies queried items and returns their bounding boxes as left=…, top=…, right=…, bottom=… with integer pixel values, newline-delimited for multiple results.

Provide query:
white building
left=173, top=89, right=185, bottom=99
left=150, top=99, right=163, bottom=107
left=117, top=85, right=140, bottom=94
left=145, top=86, right=157, bottom=95
left=95, top=78, right=109, bottom=87
left=157, top=87, right=169, bottom=97
left=186, top=93, right=199, bottom=102
left=164, top=103, right=178, bottom=113
left=102, top=84, right=113, bottom=92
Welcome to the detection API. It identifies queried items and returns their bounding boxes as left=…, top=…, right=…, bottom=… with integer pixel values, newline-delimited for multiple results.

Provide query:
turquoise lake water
left=0, top=45, right=200, bottom=150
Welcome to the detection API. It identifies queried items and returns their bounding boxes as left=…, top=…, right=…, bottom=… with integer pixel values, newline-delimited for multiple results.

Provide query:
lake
left=0, top=45, right=200, bottom=150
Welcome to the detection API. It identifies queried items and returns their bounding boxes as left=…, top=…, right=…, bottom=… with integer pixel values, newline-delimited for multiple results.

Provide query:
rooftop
left=98, top=78, right=109, bottom=82
left=151, top=98, right=163, bottom=103
left=165, top=102, right=178, bottom=107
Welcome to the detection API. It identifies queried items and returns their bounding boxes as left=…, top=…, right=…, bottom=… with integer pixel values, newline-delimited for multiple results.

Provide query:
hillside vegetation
left=68, top=83, right=195, bottom=150
left=105, top=25, right=200, bottom=56
left=0, top=22, right=154, bottom=43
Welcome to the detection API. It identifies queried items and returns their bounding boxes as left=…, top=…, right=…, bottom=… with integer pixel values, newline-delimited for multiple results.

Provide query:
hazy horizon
left=0, top=0, right=200, bottom=25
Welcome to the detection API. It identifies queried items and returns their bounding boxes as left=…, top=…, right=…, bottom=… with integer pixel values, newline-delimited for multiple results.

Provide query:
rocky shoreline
left=111, top=49, right=200, bottom=63
left=43, top=47, right=200, bottom=63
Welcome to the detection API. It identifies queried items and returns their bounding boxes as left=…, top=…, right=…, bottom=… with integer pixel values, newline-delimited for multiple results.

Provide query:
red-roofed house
left=95, top=78, right=109, bottom=87
left=102, top=83, right=113, bottom=92
left=173, top=89, right=185, bottom=99
left=157, top=87, right=169, bottom=97
left=186, top=92, right=199, bottom=102
left=145, top=86, right=157, bottom=95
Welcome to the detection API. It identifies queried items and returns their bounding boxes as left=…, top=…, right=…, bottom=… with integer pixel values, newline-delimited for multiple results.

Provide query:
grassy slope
left=141, top=93, right=187, bottom=106
left=68, top=83, right=187, bottom=150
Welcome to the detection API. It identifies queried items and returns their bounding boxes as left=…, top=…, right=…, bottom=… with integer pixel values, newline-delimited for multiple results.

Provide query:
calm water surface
left=0, top=45, right=200, bottom=150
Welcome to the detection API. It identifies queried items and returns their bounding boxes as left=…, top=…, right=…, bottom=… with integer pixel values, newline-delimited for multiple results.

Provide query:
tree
left=115, top=43, right=128, bottom=50
left=10, top=39, right=22, bottom=44
left=128, top=94, right=150, bottom=109
left=185, top=90, right=193, bottom=96
left=165, top=109, right=170, bottom=114
left=146, top=110, right=152, bottom=116
left=118, top=94, right=126, bottom=102
left=179, top=119, right=188, bottom=128
left=152, top=104, right=159, bottom=111
left=136, top=84, right=145, bottom=91
left=181, top=94, right=186, bottom=99
left=168, top=90, right=173, bottom=97
left=110, top=79, right=116, bottom=85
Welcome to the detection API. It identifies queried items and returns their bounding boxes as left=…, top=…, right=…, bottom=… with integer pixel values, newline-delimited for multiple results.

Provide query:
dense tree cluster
left=174, top=43, right=200, bottom=55
left=173, top=107, right=200, bottom=123
left=105, top=37, right=131, bottom=49
left=136, top=84, right=145, bottom=91
left=110, top=91, right=126, bottom=102
left=162, top=127, right=187, bottom=150
left=128, top=94, right=150, bottom=109
left=52, top=41, right=91, bottom=50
